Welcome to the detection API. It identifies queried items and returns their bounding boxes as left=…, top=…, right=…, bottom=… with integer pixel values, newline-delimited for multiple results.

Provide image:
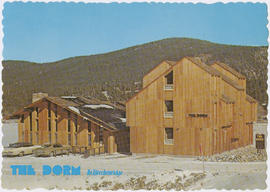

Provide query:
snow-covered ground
left=2, top=121, right=18, bottom=147
left=1, top=122, right=267, bottom=190
left=1, top=153, right=266, bottom=190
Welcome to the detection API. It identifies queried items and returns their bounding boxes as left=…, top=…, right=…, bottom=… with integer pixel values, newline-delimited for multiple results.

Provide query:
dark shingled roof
left=8, top=96, right=127, bottom=132
left=56, top=96, right=127, bottom=131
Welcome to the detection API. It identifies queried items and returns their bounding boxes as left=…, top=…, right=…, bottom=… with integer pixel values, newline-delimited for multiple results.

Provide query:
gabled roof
left=127, top=57, right=245, bottom=104
left=143, top=60, right=176, bottom=79
left=186, top=57, right=244, bottom=91
left=185, top=57, right=220, bottom=76
left=212, top=61, right=246, bottom=79
left=7, top=96, right=127, bottom=132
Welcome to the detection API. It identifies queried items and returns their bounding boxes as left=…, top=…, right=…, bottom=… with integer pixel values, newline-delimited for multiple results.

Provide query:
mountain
left=2, top=38, right=268, bottom=116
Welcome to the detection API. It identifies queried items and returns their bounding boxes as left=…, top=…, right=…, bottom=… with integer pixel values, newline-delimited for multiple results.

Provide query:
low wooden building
left=7, top=95, right=130, bottom=154
left=126, top=57, right=257, bottom=156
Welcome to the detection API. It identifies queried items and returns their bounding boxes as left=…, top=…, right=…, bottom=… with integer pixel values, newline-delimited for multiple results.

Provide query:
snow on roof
left=68, top=106, right=80, bottom=114
left=83, top=104, right=114, bottom=109
left=61, top=96, right=77, bottom=99
left=119, top=118, right=126, bottom=123
left=83, top=117, right=89, bottom=121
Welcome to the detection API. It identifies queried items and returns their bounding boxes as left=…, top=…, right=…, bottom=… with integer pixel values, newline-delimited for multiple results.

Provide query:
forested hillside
left=2, top=38, right=268, bottom=116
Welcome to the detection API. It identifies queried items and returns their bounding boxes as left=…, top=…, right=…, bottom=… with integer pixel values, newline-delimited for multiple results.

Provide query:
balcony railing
left=164, top=112, right=174, bottom=118
left=164, top=84, right=174, bottom=90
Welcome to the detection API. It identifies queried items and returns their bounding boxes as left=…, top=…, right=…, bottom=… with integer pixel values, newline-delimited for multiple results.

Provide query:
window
left=165, top=128, right=174, bottom=144
left=164, top=101, right=173, bottom=118
left=165, top=71, right=173, bottom=84
left=165, top=71, right=174, bottom=90
left=165, top=101, right=173, bottom=112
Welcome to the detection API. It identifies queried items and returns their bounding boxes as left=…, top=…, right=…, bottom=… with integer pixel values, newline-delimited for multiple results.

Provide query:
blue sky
left=3, top=2, right=268, bottom=63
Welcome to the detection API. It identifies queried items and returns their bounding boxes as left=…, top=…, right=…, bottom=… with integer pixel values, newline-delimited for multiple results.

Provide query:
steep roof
left=127, top=57, right=245, bottom=104
left=185, top=57, right=221, bottom=76
left=185, top=57, right=244, bottom=91
left=212, top=61, right=246, bottom=79
left=7, top=96, right=127, bottom=132
left=143, top=60, right=176, bottom=79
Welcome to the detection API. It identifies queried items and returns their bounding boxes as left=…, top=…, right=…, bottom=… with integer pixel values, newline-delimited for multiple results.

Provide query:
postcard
left=1, top=0, right=268, bottom=190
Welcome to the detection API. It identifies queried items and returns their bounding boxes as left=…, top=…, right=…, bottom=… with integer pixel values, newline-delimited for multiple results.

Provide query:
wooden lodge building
left=7, top=94, right=130, bottom=154
left=126, top=57, right=257, bottom=156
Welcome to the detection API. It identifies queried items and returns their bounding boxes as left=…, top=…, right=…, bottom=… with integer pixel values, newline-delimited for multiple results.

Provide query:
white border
left=0, top=1, right=269, bottom=192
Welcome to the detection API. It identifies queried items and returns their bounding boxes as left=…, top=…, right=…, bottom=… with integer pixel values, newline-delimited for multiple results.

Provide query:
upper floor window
left=164, top=100, right=173, bottom=118
left=165, top=100, right=173, bottom=112
left=165, top=71, right=173, bottom=90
